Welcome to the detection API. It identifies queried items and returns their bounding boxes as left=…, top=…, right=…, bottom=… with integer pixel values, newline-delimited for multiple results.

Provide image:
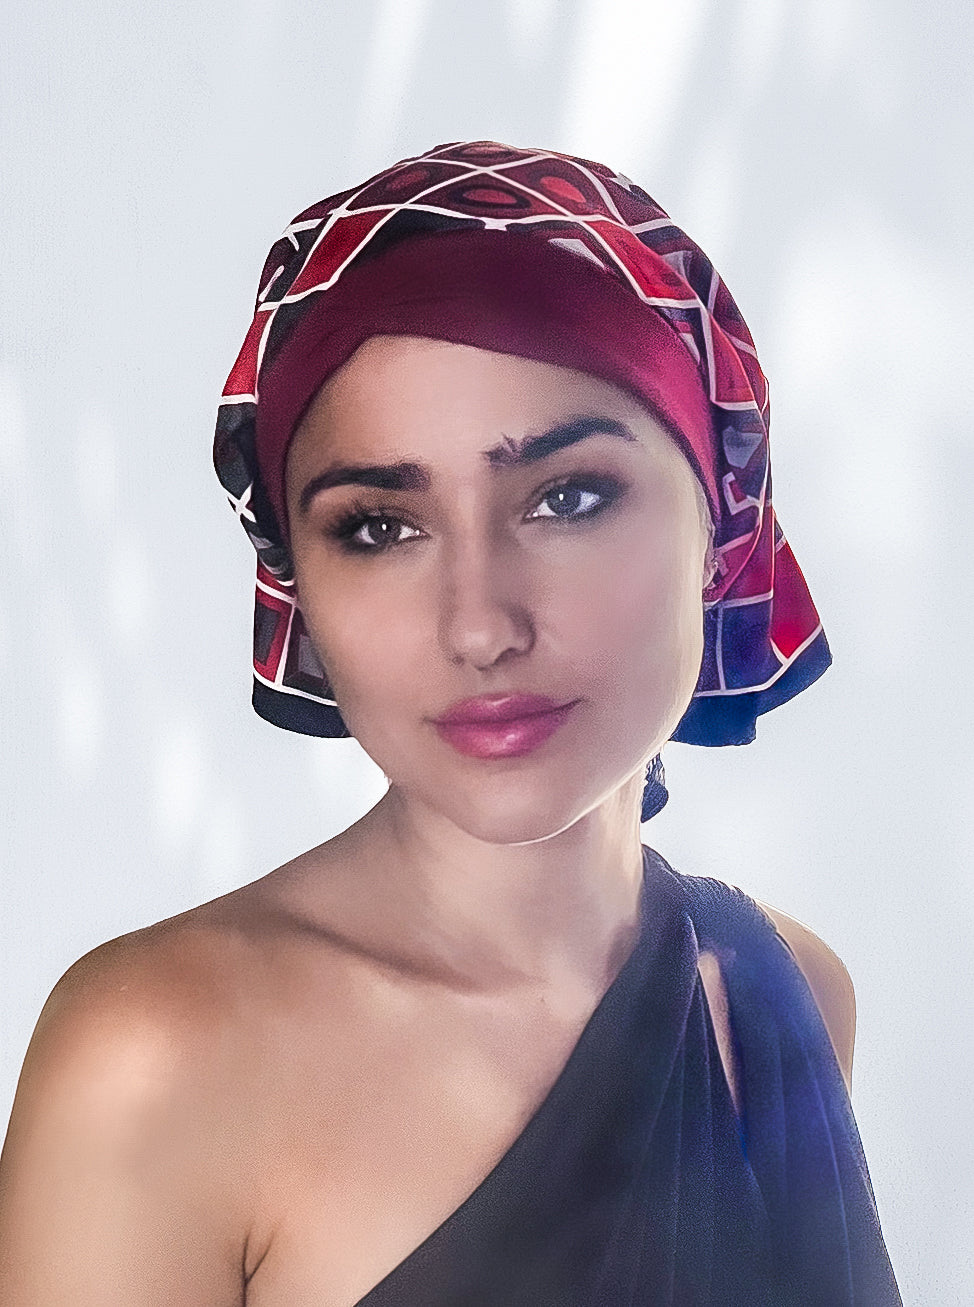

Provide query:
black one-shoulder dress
left=352, top=846, right=902, bottom=1306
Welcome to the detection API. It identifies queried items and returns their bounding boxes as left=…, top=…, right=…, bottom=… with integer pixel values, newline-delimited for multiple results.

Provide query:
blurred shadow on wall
left=3, top=0, right=972, bottom=1297
left=557, top=2, right=972, bottom=1300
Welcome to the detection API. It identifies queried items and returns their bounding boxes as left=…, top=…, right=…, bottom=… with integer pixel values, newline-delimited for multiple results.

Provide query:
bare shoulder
left=0, top=894, right=283, bottom=1305
left=18, top=890, right=271, bottom=1106
left=7, top=872, right=324, bottom=1135
left=753, top=899, right=857, bottom=1092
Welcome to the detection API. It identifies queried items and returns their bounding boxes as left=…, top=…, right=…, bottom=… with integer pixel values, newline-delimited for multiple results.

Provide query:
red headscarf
left=253, top=228, right=720, bottom=543
left=214, top=140, right=829, bottom=753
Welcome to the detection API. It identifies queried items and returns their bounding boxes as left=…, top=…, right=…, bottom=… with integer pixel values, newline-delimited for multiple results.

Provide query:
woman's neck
left=305, top=770, right=648, bottom=998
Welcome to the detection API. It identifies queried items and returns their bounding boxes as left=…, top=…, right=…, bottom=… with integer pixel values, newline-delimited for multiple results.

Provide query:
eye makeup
left=321, top=471, right=629, bottom=555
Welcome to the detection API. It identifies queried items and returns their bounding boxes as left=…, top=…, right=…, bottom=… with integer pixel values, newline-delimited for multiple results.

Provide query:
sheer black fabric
left=352, top=847, right=901, bottom=1306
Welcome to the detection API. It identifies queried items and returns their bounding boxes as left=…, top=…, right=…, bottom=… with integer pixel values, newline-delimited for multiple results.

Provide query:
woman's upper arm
left=754, top=901, right=858, bottom=1094
left=0, top=943, right=246, bottom=1306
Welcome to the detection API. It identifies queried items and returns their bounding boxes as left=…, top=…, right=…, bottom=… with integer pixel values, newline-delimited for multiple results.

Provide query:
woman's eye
left=527, top=480, right=612, bottom=521
left=331, top=477, right=622, bottom=553
left=345, top=515, right=422, bottom=550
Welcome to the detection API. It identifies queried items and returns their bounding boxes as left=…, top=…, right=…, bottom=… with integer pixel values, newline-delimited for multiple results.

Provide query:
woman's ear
left=692, top=481, right=718, bottom=592
left=702, top=538, right=718, bottom=590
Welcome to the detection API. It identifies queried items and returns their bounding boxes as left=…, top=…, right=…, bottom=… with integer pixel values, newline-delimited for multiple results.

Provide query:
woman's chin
left=393, top=771, right=631, bottom=847
left=460, top=809, right=585, bottom=847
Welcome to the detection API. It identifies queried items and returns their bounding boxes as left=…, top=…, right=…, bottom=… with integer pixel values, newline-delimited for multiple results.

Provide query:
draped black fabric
left=352, top=847, right=901, bottom=1306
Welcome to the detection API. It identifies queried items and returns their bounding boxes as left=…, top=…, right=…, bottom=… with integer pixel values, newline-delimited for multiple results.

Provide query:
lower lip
left=433, top=704, right=578, bottom=759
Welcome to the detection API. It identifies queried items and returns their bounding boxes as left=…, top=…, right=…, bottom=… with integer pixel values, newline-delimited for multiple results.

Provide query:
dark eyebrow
left=298, top=460, right=430, bottom=515
left=297, top=416, right=638, bottom=515
left=484, top=416, right=639, bottom=468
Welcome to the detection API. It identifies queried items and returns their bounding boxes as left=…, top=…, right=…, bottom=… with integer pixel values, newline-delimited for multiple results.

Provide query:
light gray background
left=2, top=2, right=971, bottom=1302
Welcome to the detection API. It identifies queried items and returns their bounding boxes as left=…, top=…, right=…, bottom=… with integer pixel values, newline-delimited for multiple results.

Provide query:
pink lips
left=432, top=694, right=579, bottom=760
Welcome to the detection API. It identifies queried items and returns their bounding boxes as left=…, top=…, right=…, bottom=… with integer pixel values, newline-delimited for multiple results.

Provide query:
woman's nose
left=438, top=536, right=535, bottom=670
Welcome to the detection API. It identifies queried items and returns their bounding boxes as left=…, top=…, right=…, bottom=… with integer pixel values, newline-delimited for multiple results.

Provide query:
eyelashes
left=326, top=473, right=627, bottom=555
left=332, top=510, right=416, bottom=552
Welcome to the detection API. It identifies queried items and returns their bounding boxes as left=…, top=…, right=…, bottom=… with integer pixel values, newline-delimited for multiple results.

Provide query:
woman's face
left=285, top=334, right=712, bottom=843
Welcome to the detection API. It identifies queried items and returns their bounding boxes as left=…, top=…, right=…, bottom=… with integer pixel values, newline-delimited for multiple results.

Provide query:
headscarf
left=213, top=140, right=831, bottom=819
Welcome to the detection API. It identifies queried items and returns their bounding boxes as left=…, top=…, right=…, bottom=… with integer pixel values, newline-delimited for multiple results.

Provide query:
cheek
left=556, top=520, right=705, bottom=682
left=295, top=565, right=428, bottom=717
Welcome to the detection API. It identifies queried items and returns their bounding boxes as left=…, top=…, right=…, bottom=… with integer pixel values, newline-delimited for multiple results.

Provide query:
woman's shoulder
left=14, top=895, right=263, bottom=1131
left=0, top=899, right=277, bottom=1298
left=25, top=868, right=333, bottom=1070
left=15, top=857, right=372, bottom=1122
left=751, top=899, right=857, bottom=1090
left=645, top=852, right=856, bottom=1090
left=0, top=864, right=382, bottom=1298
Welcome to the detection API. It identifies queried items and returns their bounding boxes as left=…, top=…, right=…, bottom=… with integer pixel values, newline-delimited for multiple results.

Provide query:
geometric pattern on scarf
left=213, top=140, right=831, bottom=756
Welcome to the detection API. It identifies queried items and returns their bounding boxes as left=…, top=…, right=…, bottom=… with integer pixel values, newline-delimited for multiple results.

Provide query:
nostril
left=439, top=590, right=535, bottom=670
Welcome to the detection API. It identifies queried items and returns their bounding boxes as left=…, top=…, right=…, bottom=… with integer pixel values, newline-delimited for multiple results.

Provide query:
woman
left=0, top=141, right=901, bottom=1304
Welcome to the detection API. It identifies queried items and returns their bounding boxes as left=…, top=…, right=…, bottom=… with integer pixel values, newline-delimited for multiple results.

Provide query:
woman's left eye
left=527, top=477, right=620, bottom=521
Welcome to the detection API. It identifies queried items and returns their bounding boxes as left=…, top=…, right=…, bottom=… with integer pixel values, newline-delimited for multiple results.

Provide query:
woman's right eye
left=333, top=512, right=423, bottom=552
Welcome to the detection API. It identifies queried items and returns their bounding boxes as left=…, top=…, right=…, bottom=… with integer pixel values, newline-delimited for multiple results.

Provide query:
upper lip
left=433, top=693, right=576, bottom=725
